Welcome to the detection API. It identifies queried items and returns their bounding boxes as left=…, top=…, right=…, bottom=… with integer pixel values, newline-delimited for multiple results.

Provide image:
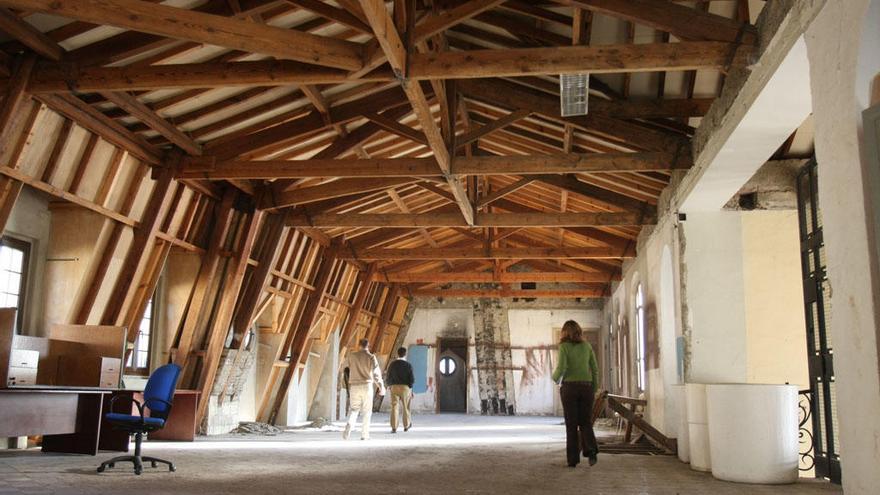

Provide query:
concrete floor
left=0, top=414, right=841, bottom=495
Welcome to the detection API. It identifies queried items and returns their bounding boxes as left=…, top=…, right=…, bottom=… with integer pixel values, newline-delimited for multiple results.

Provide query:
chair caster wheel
left=151, top=461, right=158, bottom=468
left=135, top=467, right=143, bottom=475
left=169, top=465, right=176, bottom=472
left=108, top=463, right=115, bottom=468
left=97, top=466, right=105, bottom=473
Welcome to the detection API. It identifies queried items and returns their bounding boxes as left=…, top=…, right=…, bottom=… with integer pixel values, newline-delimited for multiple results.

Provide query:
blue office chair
left=97, top=363, right=181, bottom=475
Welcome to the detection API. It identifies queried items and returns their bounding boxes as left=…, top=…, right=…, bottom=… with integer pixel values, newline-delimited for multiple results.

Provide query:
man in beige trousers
left=342, top=339, right=385, bottom=440
left=386, top=347, right=414, bottom=433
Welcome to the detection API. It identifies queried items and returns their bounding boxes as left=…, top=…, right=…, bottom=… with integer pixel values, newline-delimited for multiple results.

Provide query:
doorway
left=437, top=338, right=467, bottom=412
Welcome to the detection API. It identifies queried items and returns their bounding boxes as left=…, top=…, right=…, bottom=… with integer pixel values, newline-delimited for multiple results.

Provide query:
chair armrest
left=109, top=394, right=146, bottom=419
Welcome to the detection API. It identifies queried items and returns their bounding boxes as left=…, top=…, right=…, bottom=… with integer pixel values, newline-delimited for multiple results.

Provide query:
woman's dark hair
left=560, top=320, right=584, bottom=344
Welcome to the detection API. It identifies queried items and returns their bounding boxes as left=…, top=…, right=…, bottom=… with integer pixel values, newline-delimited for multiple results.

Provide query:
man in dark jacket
left=386, top=347, right=415, bottom=433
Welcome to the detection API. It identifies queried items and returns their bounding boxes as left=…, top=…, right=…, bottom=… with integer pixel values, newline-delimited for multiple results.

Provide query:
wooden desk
left=0, top=387, right=129, bottom=455
left=138, top=390, right=200, bottom=441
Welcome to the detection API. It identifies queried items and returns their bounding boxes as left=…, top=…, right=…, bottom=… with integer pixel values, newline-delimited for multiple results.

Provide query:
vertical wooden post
left=193, top=207, right=265, bottom=425
left=266, top=241, right=339, bottom=424
left=369, top=284, right=400, bottom=352
left=100, top=165, right=177, bottom=326
left=338, top=263, right=377, bottom=351
left=230, top=211, right=287, bottom=346
left=171, top=188, right=237, bottom=369
left=0, top=53, right=37, bottom=234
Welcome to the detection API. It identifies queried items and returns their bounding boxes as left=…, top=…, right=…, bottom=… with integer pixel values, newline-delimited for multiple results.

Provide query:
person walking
left=342, top=338, right=386, bottom=440
left=386, top=347, right=414, bottom=433
left=552, top=320, right=600, bottom=468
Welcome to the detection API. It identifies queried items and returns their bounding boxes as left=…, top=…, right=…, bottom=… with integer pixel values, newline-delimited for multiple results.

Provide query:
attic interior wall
left=389, top=300, right=604, bottom=416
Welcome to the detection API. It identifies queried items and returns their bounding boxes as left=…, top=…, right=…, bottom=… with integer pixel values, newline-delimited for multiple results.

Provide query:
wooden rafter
left=287, top=211, right=653, bottom=229
left=0, top=0, right=364, bottom=70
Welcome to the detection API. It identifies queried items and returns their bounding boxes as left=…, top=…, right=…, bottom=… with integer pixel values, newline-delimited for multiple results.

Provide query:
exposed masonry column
left=203, top=349, right=255, bottom=435
left=472, top=298, right=516, bottom=415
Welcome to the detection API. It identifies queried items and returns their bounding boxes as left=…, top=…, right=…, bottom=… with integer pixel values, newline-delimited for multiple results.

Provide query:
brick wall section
left=202, top=349, right=255, bottom=435
left=473, top=298, right=516, bottom=415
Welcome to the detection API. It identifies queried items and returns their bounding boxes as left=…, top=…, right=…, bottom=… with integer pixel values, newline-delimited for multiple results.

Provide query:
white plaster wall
left=684, top=212, right=749, bottom=384
left=806, top=1, right=880, bottom=491
left=508, top=309, right=600, bottom=415
left=397, top=306, right=601, bottom=415
left=399, top=308, right=474, bottom=413
left=609, top=215, right=684, bottom=435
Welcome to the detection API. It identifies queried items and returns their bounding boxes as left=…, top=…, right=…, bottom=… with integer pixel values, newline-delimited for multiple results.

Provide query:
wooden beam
left=287, top=211, right=652, bottom=228
left=557, top=0, right=755, bottom=44
left=411, top=288, right=603, bottom=298
left=100, top=91, right=202, bottom=156
left=21, top=42, right=738, bottom=93
left=230, top=212, right=287, bottom=344
left=477, top=178, right=535, bottom=208
left=368, top=284, right=399, bottom=350
left=358, top=0, right=475, bottom=226
left=464, top=86, right=712, bottom=120
left=338, top=263, right=377, bottom=350
left=282, top=0, right=372, bottom=34
left=100, top=167, right=177, bottom=325
left=267, top=244, right=338, bottom=425
left=456, top=109, right=530, bottom=149
left=533, top=173, right=649, bottom=213
left=179, top=151, right=687, bottom=180
left=27, top=60, right=390, bottom=93
left=35, top=93, right=162, bottom=164
left=0, top=7, right=64, bottom=60
left=409, top=42, right=746, bottom=80
left=340, top=246, right=630, bottom=260
left=373, top=271, right=612, bottom=283
left=364, top=113, right=428, bottom=146
left=194, top=208, right=265, bottom=425
left=0, top=54, right=36, bottom=234
left=171, top=189, right=237, bottom=368
left=0, top=0, right=364, bottom=70
left=266, top=177, right=424, bottom=209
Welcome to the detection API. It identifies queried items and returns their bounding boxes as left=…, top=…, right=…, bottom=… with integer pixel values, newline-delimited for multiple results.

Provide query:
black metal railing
left=799, top=389, right=815, bottom=472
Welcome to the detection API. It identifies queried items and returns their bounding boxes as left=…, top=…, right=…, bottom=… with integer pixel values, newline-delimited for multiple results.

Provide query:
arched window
left=635, top=284, right=647, bottom=392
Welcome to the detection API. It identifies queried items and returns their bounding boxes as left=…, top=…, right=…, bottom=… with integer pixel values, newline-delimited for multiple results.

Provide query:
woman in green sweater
left=552, top=320, right=600, bottom=468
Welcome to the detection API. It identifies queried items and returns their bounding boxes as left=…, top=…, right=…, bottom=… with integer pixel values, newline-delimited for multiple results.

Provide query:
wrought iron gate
left=796, top=159, right=841, bottom=484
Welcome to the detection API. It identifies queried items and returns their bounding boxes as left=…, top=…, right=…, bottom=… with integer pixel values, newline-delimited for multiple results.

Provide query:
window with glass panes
left=0, top=237, right=29, bottom=333
left=126, top=296, right=154, bottom=374
left=635, top=284, right=647, bottom=392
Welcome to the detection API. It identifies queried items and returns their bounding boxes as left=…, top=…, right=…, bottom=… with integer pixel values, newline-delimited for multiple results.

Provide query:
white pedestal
left=706, top=384, right=799, bottom=484
left=685, top=383, right=711, bottom=471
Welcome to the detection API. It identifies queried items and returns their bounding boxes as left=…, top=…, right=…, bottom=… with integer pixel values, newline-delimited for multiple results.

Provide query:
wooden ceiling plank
left=0, top=0, right=364, bottom=70
left=282, top=0, right=373, bottom=34
left=0, top=7, right=63, bottom=60
left=410, top=288, right=603, bottom=298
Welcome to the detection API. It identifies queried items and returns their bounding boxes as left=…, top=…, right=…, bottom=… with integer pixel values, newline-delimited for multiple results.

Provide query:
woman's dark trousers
left=560, top=381, right=599, bottom=466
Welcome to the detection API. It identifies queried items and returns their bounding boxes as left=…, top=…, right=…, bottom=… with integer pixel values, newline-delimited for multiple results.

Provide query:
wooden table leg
left=42, top=393, right=103, bottom=455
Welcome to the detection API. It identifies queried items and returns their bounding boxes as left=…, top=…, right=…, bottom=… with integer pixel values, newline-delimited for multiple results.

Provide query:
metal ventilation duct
left=560, top=73, right=590, bottom=117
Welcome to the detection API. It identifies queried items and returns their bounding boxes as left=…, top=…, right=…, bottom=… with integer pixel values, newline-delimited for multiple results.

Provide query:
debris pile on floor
left=230, top=422, right=283, bottom=436
left=286, top=417, right=342, bottom=432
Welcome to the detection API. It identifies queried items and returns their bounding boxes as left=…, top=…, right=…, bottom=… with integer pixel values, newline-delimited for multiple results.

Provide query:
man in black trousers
left=386, top=347, right=415, bottom=433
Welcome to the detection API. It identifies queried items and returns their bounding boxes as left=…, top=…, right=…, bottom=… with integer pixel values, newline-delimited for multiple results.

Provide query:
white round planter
left=705, top=384, right=799, bottom=484
left=672, top=384, right=690, bottom=463
left=685, top=383, right=710, bottom=472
